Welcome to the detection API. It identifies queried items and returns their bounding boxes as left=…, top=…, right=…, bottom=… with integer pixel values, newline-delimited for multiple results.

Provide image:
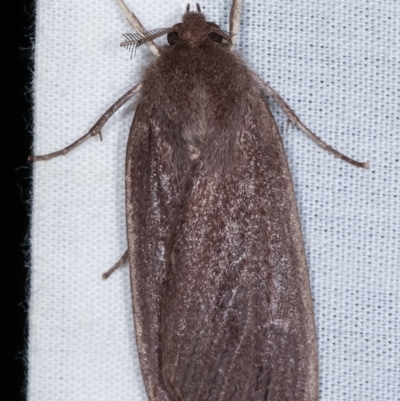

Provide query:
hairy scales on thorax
left=140, top=13, right=257, bottom=175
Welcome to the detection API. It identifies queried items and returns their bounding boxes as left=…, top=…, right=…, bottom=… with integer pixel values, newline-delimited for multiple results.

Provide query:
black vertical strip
left=5, top=0, right=34, bottom=400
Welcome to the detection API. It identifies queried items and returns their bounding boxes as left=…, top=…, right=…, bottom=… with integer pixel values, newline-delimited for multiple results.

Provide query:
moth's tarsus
left=254, top=73, right=368, bottom=168
left=294, top=118, right=369, bottom=168
left=28, top=83, right=142, bottom=161
left=102, top=250, right=129, bottom=280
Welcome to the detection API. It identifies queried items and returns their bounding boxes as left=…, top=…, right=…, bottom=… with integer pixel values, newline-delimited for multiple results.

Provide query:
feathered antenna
left=209, top=27, right=235, bottom=45
left=121, top=27, right=174, bottom=57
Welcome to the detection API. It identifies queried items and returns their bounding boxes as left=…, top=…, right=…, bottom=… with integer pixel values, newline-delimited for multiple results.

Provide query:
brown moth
left=29, top=0, right=367, bottom=400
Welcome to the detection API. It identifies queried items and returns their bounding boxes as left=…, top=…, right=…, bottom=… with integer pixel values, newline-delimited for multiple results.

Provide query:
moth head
left=121, top=3, right=233, bottom=55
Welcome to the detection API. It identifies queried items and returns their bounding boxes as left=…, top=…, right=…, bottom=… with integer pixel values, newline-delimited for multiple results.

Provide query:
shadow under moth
left=29, top=0, right=368, bottom=400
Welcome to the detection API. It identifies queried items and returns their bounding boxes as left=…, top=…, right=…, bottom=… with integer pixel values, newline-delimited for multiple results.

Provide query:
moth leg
left=254, top=73, right=369, bottom=168
left=115, top=0, right=160, bottom=56
left=229, top=0, right=243, bottom=48
left=29, top=83, right=142, bottom=162
left=102, top=250, right=129, bottom=280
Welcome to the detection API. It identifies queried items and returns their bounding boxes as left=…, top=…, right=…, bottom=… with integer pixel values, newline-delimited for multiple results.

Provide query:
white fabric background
left=29, top=0, right=399, bottom=400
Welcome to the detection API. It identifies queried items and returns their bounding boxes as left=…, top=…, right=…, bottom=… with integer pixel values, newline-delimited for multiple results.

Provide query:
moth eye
left=209, top=32, right=223, bottom=43
left=207, top=22, right=224, bottom=43
left=167, top=31, right=179, bottom=45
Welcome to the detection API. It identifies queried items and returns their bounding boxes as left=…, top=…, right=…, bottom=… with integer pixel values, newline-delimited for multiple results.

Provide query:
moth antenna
left=229, top=0, right=242, bottom=48
left=115, top=0, right=160, bottom=56
left=196, top=3, right=201, bottom=12
left=210, top=27, right=235, bottom=45
left=121, top=33, right=140, bottom=58
left=121, top=27, right=175, bottom=56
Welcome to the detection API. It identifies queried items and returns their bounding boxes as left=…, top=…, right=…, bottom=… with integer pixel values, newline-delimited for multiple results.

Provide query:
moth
left=29, top=0, right=367, bottom=400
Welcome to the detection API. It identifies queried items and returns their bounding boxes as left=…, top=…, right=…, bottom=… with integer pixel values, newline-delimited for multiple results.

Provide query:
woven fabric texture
left=29, top=0, right=399, bottom=400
